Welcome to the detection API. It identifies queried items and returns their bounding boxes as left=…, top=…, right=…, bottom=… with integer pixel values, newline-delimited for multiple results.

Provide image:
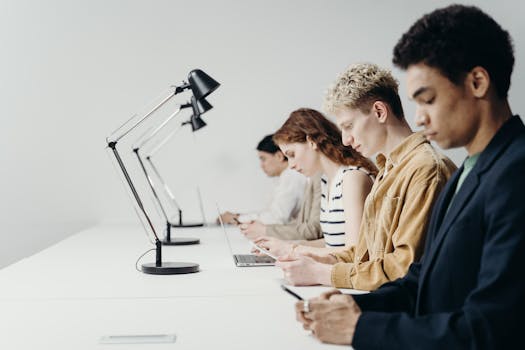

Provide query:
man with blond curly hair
left=276, top=62, right=456, bottom=291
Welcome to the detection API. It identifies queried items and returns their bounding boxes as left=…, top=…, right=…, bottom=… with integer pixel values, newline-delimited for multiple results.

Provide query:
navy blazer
left=352, top=115, right=525, bottom=350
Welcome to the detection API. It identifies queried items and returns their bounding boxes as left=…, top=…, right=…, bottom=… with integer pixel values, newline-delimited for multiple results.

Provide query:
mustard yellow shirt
left=331, top=132, right=457, bottom=291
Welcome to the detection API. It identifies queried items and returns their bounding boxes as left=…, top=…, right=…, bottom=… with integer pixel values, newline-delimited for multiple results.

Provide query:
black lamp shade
left=190, top=115, right=207, bottom=132
left=191, top=96, right=213, bottom=116
left=188, top=69, right=220, bottom=100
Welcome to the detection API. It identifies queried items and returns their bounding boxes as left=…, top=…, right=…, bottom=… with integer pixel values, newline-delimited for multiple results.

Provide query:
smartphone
left=280, top=284, right=304, bottom=300
left=250, top=241, right=278, bottom=260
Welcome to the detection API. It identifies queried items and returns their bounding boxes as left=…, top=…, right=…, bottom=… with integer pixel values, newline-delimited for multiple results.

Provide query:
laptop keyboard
left=235, top=254, right=275, bottom=264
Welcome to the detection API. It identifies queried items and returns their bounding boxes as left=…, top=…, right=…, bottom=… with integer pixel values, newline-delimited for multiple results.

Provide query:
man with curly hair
left=294, top=5, right=525, bottom=349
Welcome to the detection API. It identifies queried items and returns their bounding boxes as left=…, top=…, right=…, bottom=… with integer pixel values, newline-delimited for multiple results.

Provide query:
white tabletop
left=0, top=223, right=362, bottom=349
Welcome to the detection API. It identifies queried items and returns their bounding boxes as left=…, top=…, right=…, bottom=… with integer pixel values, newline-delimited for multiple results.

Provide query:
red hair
left=273, top=108, right=377, bottom=176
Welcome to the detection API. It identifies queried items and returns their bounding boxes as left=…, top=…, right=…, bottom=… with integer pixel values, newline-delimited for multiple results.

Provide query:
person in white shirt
left=218, top=134, right=307, bottom=225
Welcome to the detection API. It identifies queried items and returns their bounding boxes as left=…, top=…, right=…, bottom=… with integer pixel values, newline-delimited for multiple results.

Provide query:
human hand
left=217, top=211, right=240, bottom=225
left=295, top=292, right=361, bottom=345
left=239, top=220, right=267, bottom=240
left=295, top=290, right=342, bottom=330
left=276, top=254, right=332, bottom=286
left=253, top=236, right=293, bottom=258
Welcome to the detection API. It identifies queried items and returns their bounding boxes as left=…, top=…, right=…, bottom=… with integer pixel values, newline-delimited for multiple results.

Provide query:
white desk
left=0, top=224, right=361, bottom=349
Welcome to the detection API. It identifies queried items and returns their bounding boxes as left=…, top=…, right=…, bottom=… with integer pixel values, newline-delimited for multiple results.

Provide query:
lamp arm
left=132, top=102, right=191, bottom=150
left=146, top=156, right=182, bottom=211
left=106, top=81, right=190, bottom=144
left=131, top=106, right=190, bottom=224
left=133, top=148, right=170, bottom=223
left=106, top=89, right=175, bottom=144
left=107, top=143, right=161, bottom=242
left=145, top=123, right=185, bottom=158
left=104, top=83, right=190, bottom=243
left=140, top=122, right=187, bottom=221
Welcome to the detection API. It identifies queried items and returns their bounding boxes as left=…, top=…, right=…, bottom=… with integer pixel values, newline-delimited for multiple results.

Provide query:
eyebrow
left=339, top=119, right=353, bottom=127
left=411, top=86, right=430, bottom=100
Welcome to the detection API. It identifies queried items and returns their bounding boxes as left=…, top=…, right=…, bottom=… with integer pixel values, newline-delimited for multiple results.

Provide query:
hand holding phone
left=250, top=241, right=278, bottom=260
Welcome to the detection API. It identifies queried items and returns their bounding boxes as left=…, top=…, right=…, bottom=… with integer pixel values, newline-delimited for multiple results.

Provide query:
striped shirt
left=320, top=166, right=375, bottom=247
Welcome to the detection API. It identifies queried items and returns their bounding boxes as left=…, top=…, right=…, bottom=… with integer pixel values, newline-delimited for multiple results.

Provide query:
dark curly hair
left=273, top=108, right=378, bottom=176
left=393, top=4, right=514, bottom=98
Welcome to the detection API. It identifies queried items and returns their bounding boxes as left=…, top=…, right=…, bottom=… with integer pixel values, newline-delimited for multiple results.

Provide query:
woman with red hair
left=254, top=108, right=377, bottom=264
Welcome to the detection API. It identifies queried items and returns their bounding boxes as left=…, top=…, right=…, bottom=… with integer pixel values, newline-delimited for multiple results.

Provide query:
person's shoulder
left=483, top=116, right=525, bottom=168
left=483, top=132, right=525, bottom=206
left=343, top=165, right=375, bottom=176
left=469, top=120, right=525, bottom=180
left=502, top=131, right=525, bottom=163
left=403, top=142, right=457, bottom=182
left=341, top=166, right=374, bottom=189
left=484, top=132, right=525, bottom=181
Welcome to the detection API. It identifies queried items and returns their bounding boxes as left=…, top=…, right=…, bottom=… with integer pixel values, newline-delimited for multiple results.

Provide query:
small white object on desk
left=99, top=334, right=176, bottom=344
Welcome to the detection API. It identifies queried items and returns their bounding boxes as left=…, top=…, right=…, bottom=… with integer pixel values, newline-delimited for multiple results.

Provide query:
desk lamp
left=106, top=69, right=219, bottom=274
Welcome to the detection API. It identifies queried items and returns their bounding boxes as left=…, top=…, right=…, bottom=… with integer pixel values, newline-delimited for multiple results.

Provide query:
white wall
left=1, top=0, right=524, bottom=268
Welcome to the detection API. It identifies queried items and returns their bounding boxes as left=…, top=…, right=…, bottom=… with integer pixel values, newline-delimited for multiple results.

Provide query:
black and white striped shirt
left=320, top=166, right=375, bottom=247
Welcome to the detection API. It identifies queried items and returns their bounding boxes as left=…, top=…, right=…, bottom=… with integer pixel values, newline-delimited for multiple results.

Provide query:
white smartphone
left=250, top=241, right=278, bottom=260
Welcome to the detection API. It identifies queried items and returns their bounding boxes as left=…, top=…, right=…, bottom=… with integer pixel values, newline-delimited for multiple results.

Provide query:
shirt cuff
left=332, top=249, right=353, bottom=263
left=331, top=262, right=354, bottom=288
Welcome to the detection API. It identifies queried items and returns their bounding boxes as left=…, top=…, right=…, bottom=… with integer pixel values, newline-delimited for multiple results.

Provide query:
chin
left=435, top=140, right=454, bottom=150
left=357, top=149, right=369, bottom=157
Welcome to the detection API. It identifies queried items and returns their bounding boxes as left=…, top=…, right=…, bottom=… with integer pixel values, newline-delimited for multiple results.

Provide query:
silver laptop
left=216, top=204, right=275, bottom=267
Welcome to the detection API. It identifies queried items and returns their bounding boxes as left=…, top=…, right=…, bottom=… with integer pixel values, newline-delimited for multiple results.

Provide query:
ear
left=372, top=101, right=388, bottom=124
left=306, top=136, right=318, bottom=150
left=467, top=66, right=490, bottom=98
left=275, top=151, right=285, bottom=162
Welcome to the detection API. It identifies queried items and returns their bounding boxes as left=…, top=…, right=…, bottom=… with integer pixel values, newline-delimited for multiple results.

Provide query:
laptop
left=216, top=204, right=276, bottom=267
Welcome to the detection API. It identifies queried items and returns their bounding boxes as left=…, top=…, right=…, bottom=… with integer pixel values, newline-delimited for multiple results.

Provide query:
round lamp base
left=141, top=262, right=200, bottom=275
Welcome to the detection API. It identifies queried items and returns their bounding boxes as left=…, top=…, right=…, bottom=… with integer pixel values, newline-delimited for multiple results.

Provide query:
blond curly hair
left=324, top=62, right=404, bottom=118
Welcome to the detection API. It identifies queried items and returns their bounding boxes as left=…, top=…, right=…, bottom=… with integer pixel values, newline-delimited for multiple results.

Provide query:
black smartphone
left=281, top=284, right=304, bottom=300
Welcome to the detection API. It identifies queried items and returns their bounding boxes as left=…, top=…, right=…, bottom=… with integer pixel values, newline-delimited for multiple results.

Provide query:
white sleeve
left=255, top=169, right=307, bottom=224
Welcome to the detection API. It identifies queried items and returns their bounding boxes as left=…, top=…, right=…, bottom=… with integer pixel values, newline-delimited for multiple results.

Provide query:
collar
left=474, top=115, right=524, bottom=175
left=376, top=131, right=429, bottom=173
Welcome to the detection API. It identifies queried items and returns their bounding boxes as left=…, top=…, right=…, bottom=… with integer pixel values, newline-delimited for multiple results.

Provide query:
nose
left=415, top=109, right=429, bottom=128
left=342, top=131, right=354, bottom=147
left=288, top=159, right=297, bottom=170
